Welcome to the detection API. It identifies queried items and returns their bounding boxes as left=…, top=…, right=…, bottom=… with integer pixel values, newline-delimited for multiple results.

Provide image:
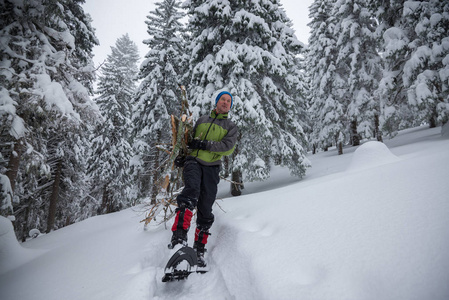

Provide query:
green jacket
left=189, top=110, right=238, bottom=166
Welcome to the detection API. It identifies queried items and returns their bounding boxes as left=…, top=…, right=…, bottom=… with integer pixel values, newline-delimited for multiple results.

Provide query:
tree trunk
left=350, top=120, right=360, bottom=146
left=429, top=114, right=437, bottom=128
left=231, top=169, right=242, bottom=196
left=229, top=143, right=242, bottom=196
left=223, top=156, right=229, bottom=178
left=5, top=140, right=23, bottom=194
left=338, top=142, right=343, bottom=155
left=46, top=159, right=62, bottom=233
left=151, top=159, right=160, bottom=205
left=20, top=205, right=31, bottom=242
left=374, top=114, right=383, bottom=142
left=65, top=215, right=71, bottom=227
left=102, top=184, right=111, bottom=213
left=151, top=130, right=162, bottom=204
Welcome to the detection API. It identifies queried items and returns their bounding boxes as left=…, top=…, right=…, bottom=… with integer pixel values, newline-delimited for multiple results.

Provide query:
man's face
left=216, top=94, right=232, bottom=114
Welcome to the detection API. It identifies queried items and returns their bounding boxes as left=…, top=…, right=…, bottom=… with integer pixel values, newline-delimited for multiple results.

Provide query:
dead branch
left=220, top=176, right=244, bottom=186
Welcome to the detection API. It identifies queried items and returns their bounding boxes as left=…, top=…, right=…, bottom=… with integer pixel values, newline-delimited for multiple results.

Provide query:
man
left=169, top=90, right=238, bottom=267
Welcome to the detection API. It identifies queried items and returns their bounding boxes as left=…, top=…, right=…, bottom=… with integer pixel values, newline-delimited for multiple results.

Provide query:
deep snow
left=1, top=125, right=448, bottom=300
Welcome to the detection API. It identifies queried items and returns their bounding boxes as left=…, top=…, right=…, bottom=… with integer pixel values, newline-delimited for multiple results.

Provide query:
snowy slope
left=1, top=125, right=448, bottom=300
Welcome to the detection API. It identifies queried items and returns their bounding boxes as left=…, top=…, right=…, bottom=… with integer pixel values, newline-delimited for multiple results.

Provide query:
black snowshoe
left=162, top=246, right=207, bottom=282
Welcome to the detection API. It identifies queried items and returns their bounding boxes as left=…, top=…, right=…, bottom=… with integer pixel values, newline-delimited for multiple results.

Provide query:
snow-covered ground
left=1, top=125, right=448, bottom=300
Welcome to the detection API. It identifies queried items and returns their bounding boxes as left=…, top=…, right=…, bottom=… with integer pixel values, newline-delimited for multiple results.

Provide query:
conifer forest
left=1, top=0, right=448, bottom=240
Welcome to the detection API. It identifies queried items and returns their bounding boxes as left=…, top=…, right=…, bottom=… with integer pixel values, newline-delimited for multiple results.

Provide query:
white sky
left=82, top=0, right=314, bottom=67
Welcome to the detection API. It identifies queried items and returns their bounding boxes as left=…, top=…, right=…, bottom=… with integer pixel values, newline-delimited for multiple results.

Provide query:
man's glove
left=174, top=155, right=186, bottom=168
left=188, top=139, right=208, bottom=150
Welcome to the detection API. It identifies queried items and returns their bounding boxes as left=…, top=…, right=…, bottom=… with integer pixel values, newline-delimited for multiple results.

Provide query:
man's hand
left=174, top=155, right=185, bottom=168
left=188, top=139, right=208, bottom=150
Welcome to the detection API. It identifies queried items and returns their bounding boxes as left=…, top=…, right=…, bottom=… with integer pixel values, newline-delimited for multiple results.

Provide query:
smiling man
left=169, top=90, right=239, bottom=268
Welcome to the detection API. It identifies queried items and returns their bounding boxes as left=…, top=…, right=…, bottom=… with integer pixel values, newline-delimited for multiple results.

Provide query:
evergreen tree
left=332, top=0, right=382, bottom=145
left=132, top=0, right=186, bottom=202
left=184, top=0, right=310, bottom=192
left=89, top=34, right=139, bottom=214
left=0, top=0, right=98, bottom=239
left=401, top=0, right=449, bottom=127
left=373, top=0, right=424, bottom=136
left=307, top=0, right=346, bottom=153
left=373, top=0, right=449, bottom=135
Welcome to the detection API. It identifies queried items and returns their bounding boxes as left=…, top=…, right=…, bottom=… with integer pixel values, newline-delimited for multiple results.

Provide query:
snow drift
left=346, top=141, right=400, bottom=171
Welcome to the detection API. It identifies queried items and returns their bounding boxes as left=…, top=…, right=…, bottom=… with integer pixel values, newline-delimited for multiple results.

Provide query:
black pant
left=176, top=157, right=220, bottom=230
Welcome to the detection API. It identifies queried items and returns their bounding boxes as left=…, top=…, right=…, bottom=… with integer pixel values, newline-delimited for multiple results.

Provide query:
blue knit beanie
left=215, top=91, right=233, bottom=108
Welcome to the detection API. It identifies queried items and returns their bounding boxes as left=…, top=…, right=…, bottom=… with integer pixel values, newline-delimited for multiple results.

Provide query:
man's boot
left=193, top=241, right=207, bottom=267
left=193, top=227, right=210, bottom=267
left=168, top=207, right=193, bottom=249
left=169, top=229, right=187, bottom=249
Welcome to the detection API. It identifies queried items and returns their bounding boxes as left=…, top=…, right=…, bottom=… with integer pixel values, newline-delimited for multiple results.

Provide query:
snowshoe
left=162, top=246, right=207, bottom=282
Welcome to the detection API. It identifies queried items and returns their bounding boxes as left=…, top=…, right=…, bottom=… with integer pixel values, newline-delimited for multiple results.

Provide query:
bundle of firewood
left=140, top=86, right=193, bottom=229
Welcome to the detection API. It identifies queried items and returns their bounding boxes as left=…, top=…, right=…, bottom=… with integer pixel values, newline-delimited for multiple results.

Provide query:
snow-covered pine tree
left=332, top=0, right=382, bottom=145
left=373, top=0, right=421, bottom=136
left=132, top=0, right=186, bottom=203
left=307, top=0, right=347, bottom=154
left=400, top=0, right=449, bottom=128
left=297, top=52, right=313, bottom=153
left=0, top=0, right=98, bottom=239
left=184, top=0, right=310, bottom=192
left=89, top=34, right=139, bottom=214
